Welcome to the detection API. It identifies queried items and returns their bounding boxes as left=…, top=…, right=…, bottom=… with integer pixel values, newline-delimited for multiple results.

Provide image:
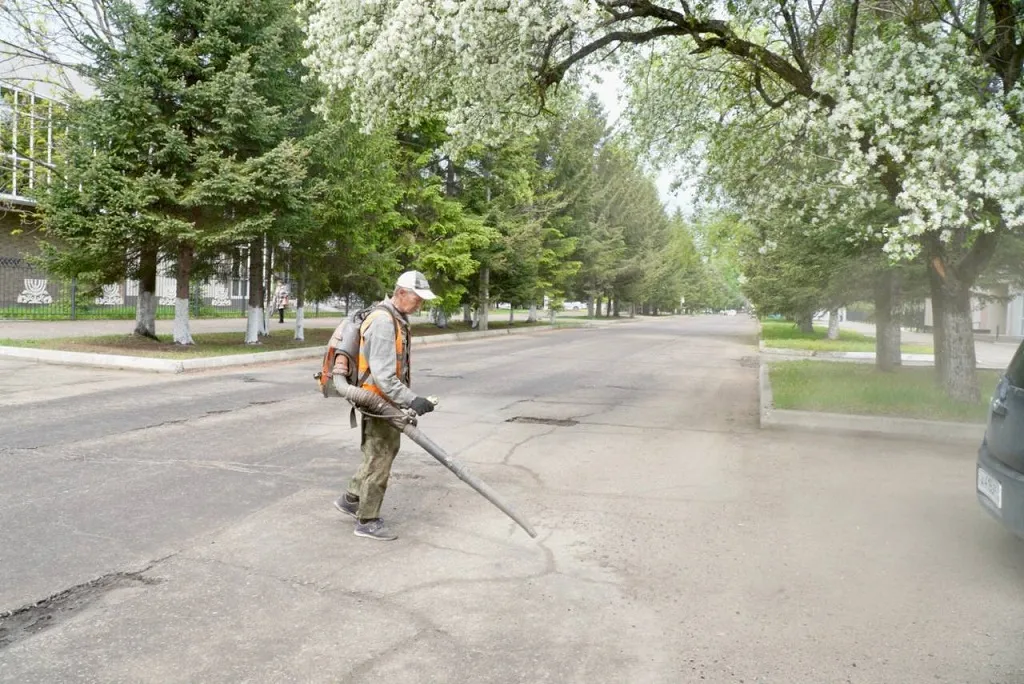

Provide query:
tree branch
left=957, top=228, right=1001, bottom=284
left=779, top=3, right=811, bottom=76
left=986, top=0, right=1023, bottom=91
left=539, top=25, right=688, bottom=88
left=844, top=0, right=859, bottom=59
left=539, top=4, right=833, bottom=109
left=752, top=70, right=796, bottom=108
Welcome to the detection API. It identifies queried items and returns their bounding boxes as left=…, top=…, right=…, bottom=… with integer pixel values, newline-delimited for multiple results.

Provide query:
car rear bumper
left=977, top=442, right=1024, bottom=540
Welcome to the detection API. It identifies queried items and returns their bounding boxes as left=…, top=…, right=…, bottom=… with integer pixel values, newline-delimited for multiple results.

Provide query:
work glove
left=410, top=396, right=435, bottom=416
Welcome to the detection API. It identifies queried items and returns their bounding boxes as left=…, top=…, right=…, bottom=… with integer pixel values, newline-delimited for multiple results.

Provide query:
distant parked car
left=563, top=301, right=585, bottom=311
left=977, top=338, right=1024, bottom=539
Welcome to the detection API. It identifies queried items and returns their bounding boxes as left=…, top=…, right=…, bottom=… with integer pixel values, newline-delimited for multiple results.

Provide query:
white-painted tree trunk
left=173, top=298, right=194, bottom=345
left=477, top=264, right=490, bottom=331
left=134, top=291, right=157, bottom=338
left=527, top=304, right=537, bottom=322
left=259, top=308, right=269, bottom=336
left=294, top=307, right=304, bottom=341
left=827, top=309, right=840, bottom=340
left=246, top=307, right=263, bottom=344
left=436, top=308, right=448, bottom=328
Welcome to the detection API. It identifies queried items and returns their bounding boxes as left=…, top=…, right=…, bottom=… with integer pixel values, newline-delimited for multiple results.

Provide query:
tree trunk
left=874, top=270, right=902, bottom=371
left=527, top=304, right=537, bottom=322
left=173, top=243, right=194, bottom=345
left=928, top=263, right=979, bottom=402
left=133, top=242, right=158, bottom=339
left=463, top=303, right=473, bottom=324
left=613, top=298, right=620, bottom=317
left=477, top=264, right=489, bottom=331
left=922, top=228, right=1002, bottom=402
left=246, top=238, right=264, bottom=344
left=294, top=261, right=305, bottom=341
left=260, top=237, right=272, bottom=337
left=587, top=295, right=595, bottom=318
left=930, top=270, right=948, bottom=385
left=827, top=308, right=840, bottom=340
left=436, top=308, right=448, bottom=328
left=795, top=312, right=814, bottom=334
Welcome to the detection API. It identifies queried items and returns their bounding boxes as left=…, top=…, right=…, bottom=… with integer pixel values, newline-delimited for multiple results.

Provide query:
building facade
left=922, top=285, right=1024, bottom=340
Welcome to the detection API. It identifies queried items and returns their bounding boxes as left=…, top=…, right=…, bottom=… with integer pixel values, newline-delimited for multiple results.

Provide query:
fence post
left=70, top=277, right=77, bottom=320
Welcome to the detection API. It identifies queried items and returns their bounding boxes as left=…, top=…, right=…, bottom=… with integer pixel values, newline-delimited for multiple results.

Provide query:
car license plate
left=978, top=468, right=1003, bottom=510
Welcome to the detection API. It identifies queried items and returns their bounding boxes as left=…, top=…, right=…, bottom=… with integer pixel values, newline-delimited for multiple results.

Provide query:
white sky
left=587, top=68, right=697, bottom=218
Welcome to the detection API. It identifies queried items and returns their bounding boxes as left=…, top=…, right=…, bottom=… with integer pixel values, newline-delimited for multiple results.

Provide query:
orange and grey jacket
left=357, top=300, right=415, bottom=407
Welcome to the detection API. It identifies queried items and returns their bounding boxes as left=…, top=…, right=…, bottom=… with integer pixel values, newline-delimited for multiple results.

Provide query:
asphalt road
left=1, top=315, right=1022, bottom=683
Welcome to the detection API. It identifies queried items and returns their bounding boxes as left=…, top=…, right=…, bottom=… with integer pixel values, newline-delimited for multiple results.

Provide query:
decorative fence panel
left=0, top=256, right=249, bottom=320
left=0, top=256, right=79, bottom=319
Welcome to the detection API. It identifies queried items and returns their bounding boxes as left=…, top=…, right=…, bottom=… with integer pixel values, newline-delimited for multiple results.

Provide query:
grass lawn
left=769, top=360, right=1000, bottom=423
left=761, top=319, right=933, bottom=354
left=0, top=320, right=549, bottom=359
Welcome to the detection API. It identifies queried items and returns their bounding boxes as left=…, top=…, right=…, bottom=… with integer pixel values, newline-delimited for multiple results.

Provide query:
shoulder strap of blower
left=355, top=306, right=399, bottom=388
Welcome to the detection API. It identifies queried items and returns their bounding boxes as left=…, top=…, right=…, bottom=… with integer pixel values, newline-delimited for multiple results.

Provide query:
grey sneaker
left=333, top=496, right=358, bottom=520
left=354, top=519, right=398, bottom=541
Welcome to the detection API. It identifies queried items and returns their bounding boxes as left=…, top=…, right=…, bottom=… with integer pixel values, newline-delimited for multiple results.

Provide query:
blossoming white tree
left=303, top=0, right=1024, bottom=400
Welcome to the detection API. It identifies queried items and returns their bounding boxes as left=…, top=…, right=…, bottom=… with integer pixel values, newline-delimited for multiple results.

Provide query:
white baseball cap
left=396, top=270, right=437, bottom=300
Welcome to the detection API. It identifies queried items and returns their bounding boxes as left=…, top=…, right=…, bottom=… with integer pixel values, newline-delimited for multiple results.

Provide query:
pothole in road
left=0, top=571, right=161, bottom=650
left=506, top=416, right=579, bottom=427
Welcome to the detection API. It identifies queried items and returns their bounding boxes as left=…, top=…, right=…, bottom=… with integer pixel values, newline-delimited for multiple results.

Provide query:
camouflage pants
left=346, top=415, right=401, bottom=521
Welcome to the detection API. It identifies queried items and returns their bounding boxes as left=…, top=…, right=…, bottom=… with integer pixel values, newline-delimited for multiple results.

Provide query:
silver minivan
left=977, top=339, right=1024, bottom=538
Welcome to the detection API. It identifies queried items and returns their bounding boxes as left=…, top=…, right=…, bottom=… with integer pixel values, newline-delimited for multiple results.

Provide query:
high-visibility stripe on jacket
left=357, top=307, right=410, bottom=400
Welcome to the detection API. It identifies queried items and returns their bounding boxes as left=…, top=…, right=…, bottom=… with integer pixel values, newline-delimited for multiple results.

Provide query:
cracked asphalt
left=1, top=315, right=1023, bottom=683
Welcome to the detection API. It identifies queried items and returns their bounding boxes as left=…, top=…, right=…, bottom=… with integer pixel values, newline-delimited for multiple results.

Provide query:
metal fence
left=0, top=256, right=251, bottom=320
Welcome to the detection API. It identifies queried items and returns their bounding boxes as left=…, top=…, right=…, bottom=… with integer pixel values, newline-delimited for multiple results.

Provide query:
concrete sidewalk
left=0, top=316, right=338, bottom=340
left=0, top=310, right=633, bottom=341
left=839, top=320, right=1019, bottom=370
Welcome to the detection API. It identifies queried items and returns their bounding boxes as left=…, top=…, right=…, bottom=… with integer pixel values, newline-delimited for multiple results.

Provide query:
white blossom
left=300, top=0, right=605, bottom=145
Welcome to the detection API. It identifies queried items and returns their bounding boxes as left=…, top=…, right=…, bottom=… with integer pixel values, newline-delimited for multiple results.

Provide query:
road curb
left=758, top=341, right=935, bottom=363
left=758, top=357, right=986, bottom=444
left=760, top=342, right=1006, bottom=370
left=0, top=324, right=561, bottom=373
left=0, top=345, right=185, bottom=372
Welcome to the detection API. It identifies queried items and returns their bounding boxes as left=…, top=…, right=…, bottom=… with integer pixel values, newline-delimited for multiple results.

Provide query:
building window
left=0, top=84, right=59, bottom=206
left=230, top=248, right=249, bottom=299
